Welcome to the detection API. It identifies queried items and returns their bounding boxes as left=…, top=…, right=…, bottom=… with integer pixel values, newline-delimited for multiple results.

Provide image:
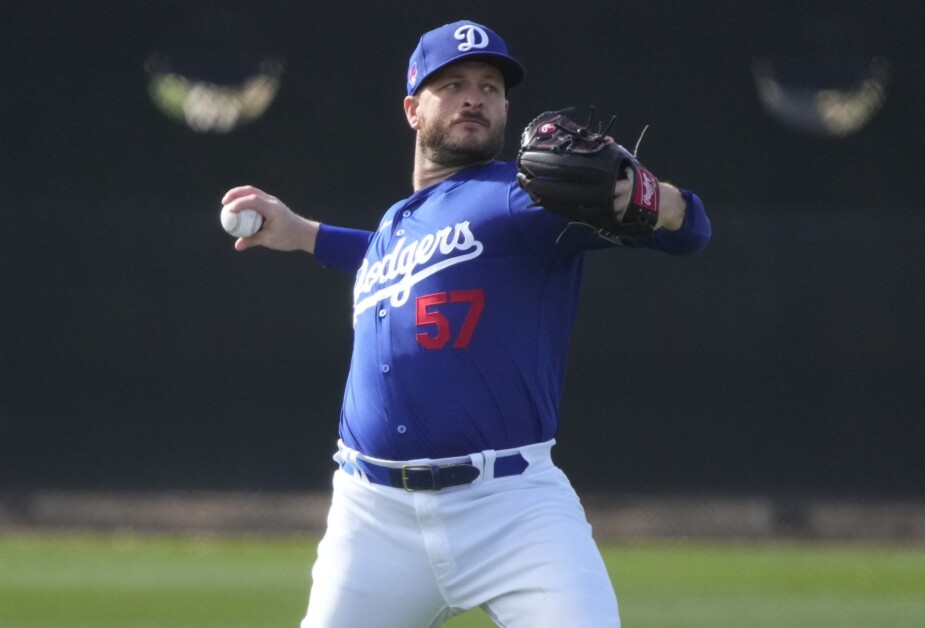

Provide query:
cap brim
left=415, top=52, right=525, bottom=94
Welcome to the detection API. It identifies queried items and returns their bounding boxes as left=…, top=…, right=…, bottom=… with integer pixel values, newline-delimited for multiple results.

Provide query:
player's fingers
left=226, top=190, right=288, bottom=219
left=614, top=167, right=634, bottom=192
left=223, top=194, right=273, bottom=221
left=234, top=222, right=272, bottom=250
left=221, top=185, right=265, bottom=205
left=613, top=168, right=634, bottom=212
left=234, top=236, right=256, bottom=251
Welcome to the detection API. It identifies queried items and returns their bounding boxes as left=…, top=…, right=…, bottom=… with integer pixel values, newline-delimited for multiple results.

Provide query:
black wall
left=2, top=1, right=923, bottom=496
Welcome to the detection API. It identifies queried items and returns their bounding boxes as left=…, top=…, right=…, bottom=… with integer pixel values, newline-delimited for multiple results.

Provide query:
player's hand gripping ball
left=220, top=206, right=263, bottom=238
left=516, top=109, right=660, bottom=238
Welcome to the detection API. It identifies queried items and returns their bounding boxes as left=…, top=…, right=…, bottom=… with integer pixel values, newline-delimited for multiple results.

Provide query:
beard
left=418, top=111, right=506, bottom=168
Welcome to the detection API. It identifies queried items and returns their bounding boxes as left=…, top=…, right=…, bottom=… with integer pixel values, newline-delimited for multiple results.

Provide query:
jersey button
left=380, top=364, right=390, bottom=373
left=402, top=210, right=412, bottom=218
left=378, top=308, right=387, bottom=318
left=395, top=229, right=405, bottom=236
left=397, top=425, right=407, bottom=434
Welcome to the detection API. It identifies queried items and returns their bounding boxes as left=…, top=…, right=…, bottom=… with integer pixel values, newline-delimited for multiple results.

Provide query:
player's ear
left=404, top=96, right=420, bottom=130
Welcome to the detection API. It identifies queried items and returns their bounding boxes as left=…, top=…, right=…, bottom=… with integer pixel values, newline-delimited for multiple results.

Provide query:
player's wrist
left=655, top=183, right=685, bottom=231
left=296, top=217, right=321, bottom=254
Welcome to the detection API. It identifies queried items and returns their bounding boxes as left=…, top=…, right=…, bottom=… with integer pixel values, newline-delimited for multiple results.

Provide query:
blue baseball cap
left=406, top=20, right=525, bottom=96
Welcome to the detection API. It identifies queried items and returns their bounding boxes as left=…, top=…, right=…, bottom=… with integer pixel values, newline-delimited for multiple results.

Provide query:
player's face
left=410, top=61, right=509, bottom=167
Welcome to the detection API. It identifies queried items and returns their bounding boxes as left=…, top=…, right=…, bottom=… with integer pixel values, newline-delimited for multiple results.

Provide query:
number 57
left=415, top=289, right=485, bottom=350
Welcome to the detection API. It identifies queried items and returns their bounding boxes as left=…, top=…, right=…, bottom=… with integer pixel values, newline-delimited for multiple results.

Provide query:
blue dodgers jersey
left=339, top=161, right=589, bottom=461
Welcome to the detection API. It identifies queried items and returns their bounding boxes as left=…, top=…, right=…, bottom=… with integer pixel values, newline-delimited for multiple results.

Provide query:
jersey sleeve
left=507, top=179, right=588, bottom=258
left=314, top=223, right=374, bottom=273
left=510, top=177, right=710, bottom=257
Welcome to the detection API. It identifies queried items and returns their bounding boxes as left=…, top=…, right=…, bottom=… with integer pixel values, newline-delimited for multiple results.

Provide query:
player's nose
left=461, top=87, right=485, bottom=108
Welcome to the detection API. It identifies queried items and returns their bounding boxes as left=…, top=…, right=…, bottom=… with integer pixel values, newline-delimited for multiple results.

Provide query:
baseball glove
left=516, top=109, right=660, bottom=238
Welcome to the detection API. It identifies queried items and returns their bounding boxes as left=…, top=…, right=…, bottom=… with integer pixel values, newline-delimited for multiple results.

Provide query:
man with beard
left=221, top=20, right=710, bottom=628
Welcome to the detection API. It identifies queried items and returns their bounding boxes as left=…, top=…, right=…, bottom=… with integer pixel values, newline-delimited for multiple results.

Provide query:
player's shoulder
left=457, top=160, right=518, bottom=185
left=486, top=159, right=518, bottom=180
left=452, top=161, right=527, bottom=211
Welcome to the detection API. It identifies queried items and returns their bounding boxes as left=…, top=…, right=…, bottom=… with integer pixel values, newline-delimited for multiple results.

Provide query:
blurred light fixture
left=145, top=52, right=284, bottom=133
left=752, top=56, right=889, bottom=137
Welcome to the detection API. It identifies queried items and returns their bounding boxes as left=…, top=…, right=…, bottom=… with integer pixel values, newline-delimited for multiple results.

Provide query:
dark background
left=2, top=1, right=923, bottom=497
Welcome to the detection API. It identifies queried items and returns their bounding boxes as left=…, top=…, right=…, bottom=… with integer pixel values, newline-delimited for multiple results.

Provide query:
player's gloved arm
left=621, top=188, right=711, bottom=255
left=516, top=110, right=661, bottom=239
left=516, top=109, right=710, bottom=255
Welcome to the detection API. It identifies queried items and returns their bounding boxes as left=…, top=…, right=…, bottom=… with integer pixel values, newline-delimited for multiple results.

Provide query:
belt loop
left=468, top=452, right=485, bottom=482
left=481, top=449, right=497, bottom=481
left=337, top=443, right=365, bottom=481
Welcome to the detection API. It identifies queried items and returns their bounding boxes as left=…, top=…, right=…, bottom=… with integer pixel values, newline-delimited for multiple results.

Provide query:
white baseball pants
left=300, top=440, right=620, bottom=627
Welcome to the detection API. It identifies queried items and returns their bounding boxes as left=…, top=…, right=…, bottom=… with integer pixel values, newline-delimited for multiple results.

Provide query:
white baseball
left=220, top=206, right=263, bottom=238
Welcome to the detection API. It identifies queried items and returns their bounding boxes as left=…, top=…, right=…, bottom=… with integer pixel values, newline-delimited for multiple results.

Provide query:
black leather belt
left=343, top=452, right=529, bottom=492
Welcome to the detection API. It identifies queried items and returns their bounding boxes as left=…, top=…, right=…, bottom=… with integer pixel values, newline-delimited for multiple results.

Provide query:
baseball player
left=221, top=20, right=710, bottom=628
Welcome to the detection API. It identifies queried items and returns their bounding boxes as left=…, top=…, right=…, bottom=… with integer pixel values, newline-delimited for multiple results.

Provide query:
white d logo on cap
left=454, top=25, right=489, bottom=51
